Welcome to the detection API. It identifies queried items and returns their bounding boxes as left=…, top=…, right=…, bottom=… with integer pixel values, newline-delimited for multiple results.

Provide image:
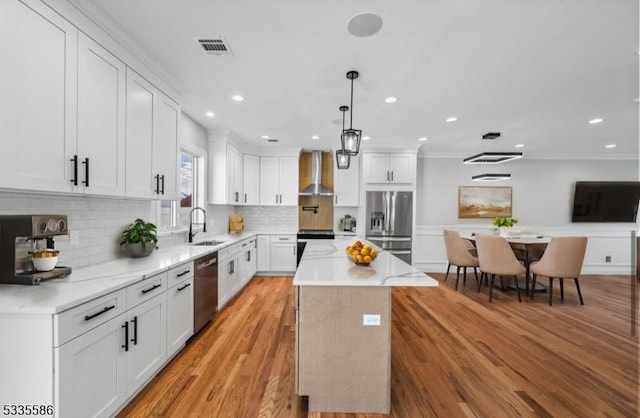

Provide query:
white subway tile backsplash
left=237, top=206, right=298, bottom=231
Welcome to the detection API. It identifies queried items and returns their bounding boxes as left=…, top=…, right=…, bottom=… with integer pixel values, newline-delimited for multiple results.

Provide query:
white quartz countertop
left=293, top=238, right=439, bottom=287
left=0, top=231, right=267, bottom=315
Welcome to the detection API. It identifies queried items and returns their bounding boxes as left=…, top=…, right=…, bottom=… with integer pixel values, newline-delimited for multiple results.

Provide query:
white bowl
left=33, top=256, right=58, bottom=271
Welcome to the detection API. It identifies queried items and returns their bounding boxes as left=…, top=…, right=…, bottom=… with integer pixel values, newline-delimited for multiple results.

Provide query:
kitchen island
left=293, top=238, right=438, bottom=414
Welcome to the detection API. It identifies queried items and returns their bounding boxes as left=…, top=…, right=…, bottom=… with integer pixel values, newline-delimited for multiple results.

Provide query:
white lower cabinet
left=270, top=235, right=297, bottom=272
left=218, top=252, right=238, bottom=310
left=166, top=276, right=194, bottom=358
left=238, top=238, right=257, bottom=286
left=257, top=235, right=271, bottom=272
left=56, top=313, right=127, bottom=418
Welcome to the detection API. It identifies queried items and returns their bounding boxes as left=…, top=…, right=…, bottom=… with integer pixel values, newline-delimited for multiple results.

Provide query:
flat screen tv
left=572, top=181, right=640, bottom=222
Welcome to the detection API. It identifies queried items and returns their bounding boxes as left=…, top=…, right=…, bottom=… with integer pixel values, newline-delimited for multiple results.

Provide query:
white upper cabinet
left=155, top=94, right=180, bottom=200
left=362, top=152, right=416, bottom=186
left=76, top=33, right=126, bottom=196
left=259, top=156, right=299, bottom=206
left=126, top=69, right=180, bottom=199
left=125, top=69, right=156, bottom=198
left=0, top=0, right=78, bottom=192
left=208, top=140, right=244, bottom=205
left=243, top=154, right=260, bottom=205
left=334, top=155, right=359, bottom=207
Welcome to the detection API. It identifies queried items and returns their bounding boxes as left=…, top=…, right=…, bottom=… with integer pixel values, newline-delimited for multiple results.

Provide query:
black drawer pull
left=177, top=283, right=191, bottom=292
left=84, top=305, right=115, bottom=321
left=70, top=155, right=78, bottom=186
left=154, top=174, right=160, bottom=194
left=131, top=316, right=138, bottom=345
left=122, top=321, right=129, bottom=352
left=176, top=270, right=191, bottom=277
left=141, top=283, right=162, bottom=294
left=82, top=157, right=89, bottom=187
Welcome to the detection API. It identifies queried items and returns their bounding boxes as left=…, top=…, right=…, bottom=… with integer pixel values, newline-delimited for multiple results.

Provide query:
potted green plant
left=492, top=216, right=518, bottom=237
left=120, top=218, right=158, bottom=258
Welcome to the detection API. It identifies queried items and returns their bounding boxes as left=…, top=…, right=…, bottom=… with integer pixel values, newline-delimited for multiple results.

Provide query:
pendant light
left=336, top=105, right=351, bottom=169
left=341, top=70, right=362, bottom=155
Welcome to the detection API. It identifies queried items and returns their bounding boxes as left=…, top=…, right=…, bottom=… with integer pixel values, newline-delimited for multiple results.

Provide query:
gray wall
left=416, top=157, right=639, bottom=226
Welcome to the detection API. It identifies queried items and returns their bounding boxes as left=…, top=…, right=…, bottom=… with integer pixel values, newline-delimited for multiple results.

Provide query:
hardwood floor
left=117, top=274, right=638, bottom=417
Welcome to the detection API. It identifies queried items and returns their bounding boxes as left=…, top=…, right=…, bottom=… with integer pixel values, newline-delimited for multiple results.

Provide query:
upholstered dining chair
left=475, top=235, right=525, bottom=302
left=443, top=230, right=479, bottom=290
left=529, top=236, right=588, bottom=306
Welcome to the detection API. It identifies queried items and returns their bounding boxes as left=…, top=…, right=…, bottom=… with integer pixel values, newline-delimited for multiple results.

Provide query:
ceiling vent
left=195, top=37, right=234, bottom=56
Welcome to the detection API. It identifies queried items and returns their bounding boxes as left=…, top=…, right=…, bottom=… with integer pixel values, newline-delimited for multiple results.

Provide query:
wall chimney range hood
left=299, top=150, right=333, bottom=196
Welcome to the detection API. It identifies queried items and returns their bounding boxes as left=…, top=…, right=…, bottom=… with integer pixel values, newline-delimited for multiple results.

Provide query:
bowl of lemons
left=345, top=240, right=378, bottom=266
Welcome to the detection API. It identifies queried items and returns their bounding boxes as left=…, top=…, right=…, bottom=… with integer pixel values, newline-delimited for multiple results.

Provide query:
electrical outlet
left=605, top=255, right=612, bottom=263
left=363, top=314, right=381, bottom=326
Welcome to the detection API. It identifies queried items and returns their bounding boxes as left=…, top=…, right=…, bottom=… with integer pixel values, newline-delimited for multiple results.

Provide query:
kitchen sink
left=193, top=240, right=226, bottom=246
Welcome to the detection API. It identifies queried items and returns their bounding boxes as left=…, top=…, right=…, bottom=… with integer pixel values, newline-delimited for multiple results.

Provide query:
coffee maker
left=0, top=215, right=72, bottom=285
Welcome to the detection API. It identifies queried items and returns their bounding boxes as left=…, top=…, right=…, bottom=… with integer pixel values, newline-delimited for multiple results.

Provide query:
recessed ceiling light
left=445, top=116, right=458, bottom=123
left=515, top=144, right=524, bottom=148
left=311, top=135, right=319, bottom=140
left=605, top=144, right=616, bottom=149
left=205, top=111, right=215, bottom=118
left=418, top=137, right=428, bottom=142
left=232, top=94, right=244, bottom=102
left=362, top=136, right=370, bottom=141
left=347, top=13, right=383, bottom=37
left=261, top=135, right=269, bottom=139
left=588, top=118, right=603, bottom=124
left=635, top=98, right=639, bottom=103
left=385, top=96, right=397, bottom=103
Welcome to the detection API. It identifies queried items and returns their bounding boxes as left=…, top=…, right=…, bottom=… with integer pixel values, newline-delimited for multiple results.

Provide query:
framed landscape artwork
left=458, top=186, right=512, bottom=218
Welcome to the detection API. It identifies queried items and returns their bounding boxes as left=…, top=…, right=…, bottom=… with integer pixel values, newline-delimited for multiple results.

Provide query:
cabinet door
left=77, top=33, right=126, bottom=197
left=243, top=154, right=260, bottom=205
left=279, top=157, right=299, bottom=205
left=167, top=277, right=193, bottom=358
left=227, top=144, right=243, bottom=204
left=126, top=293, right=167, bottom=395
left=228, top=258, right=241, bottom=297
left=218, top=260, right=231, bottom=309
left=125, top=69, right=156, bottom=198
left=56, top=313, right=127, bottom=418
left=0, top=0, right=77, bottom=193
left=363, top=154, right=390, bottom=184
left=389, top=153, right=414, bottom=184
left=259, top=157, right=280, bottom=206
left=155, top=94, right=180, bottom=199
left=248, top=245, right=257, bottom=279
left=270, top=243, right=296, bottom=271
left=334, top=155, right=359, bottom=206
left=257, top=235, right=271, bottom=271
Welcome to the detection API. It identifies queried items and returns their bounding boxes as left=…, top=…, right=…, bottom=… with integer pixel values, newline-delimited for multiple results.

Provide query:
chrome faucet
left=188, top=207, right=207, bottom=243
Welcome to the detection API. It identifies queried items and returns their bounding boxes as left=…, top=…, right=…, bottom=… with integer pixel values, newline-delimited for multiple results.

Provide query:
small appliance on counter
left=339, top=215, right=356, bottom=232
left=0, top=215, right=72, bottom=285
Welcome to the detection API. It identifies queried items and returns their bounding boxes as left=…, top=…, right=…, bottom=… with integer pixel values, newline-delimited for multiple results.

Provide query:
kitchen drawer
left=168, top=261, right=194, bottom=288
left=126, top=272, right=168, bottom=309
left=218, top=243, right=239, bottom=260
left=54, top=288, right=127, bottom=346
left=271, top=235, right=295, bottom=243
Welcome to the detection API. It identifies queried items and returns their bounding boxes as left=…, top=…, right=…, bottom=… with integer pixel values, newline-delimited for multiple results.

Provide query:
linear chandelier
left=340, top=70, right=362, bottom=156
left=336, top=105, right=351, bottom=169
left=463, top=152, right=523, bottom=164
left=471, top=173, right=511, bottom=181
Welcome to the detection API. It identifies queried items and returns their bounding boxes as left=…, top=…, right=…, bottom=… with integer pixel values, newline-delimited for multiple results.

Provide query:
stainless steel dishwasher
left=193, top=251, right=218, bottom=334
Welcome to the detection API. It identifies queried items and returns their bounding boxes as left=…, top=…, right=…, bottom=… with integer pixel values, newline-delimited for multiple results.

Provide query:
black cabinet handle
left=70, top=155, right=78, bottom=186
left=244, top=193, right=247, bottom=203
left=82, top=157, right=89, bottom=187
left=235, top=191, right=239, bottom=202
left=141, top=283, right=161, bottom=294
left=154, top=174, right=160, bottom=194
left=247, top=251, right=251, bottom=262
left=177, top=282, right=191, bottom=292
left=391, top=171, right=394, bottom=182
left=160, top=175, right=165, bottom=195
left=122, top=322, right=129, bottom=352
left=231, top=260, right=235, bottom=274
left=84, top=305, right=115, bottom=321
left=176, top=269, right=191, bottom=277
left=131, top=316, right=138, bottom=345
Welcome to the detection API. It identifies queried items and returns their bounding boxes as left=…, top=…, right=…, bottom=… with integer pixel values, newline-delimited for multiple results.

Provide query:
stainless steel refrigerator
left=365, top=191, right=413, bottom=264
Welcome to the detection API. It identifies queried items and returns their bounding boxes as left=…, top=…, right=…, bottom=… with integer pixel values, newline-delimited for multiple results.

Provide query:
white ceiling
left=71, top=0, right=638, bottom=158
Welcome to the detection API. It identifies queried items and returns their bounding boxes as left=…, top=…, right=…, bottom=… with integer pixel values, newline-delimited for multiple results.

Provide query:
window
left=158, top=150, right=205, bottom=229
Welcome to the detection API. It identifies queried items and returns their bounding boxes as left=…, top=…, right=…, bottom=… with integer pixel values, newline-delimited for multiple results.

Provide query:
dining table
left=464, top=234, right=551, bottom=294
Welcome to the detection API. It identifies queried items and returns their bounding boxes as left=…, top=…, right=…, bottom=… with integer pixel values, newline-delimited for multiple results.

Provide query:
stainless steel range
left=0, top=215, right=72, bottom=285
left=296, top=229, right=335, bottom=266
